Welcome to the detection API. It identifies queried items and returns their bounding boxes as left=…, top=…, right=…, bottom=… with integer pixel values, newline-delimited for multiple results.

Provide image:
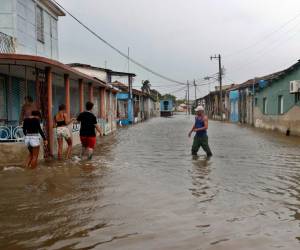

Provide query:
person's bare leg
left=81, top=147, right=87, bottom=159
left=57, top=138, right=63, bottom=160
left=66, top=138, right=72, bottom=159
left=30, top=146, right=40, bottom=169
left=25, top=147, right=33, bottom=168
left=87, top=148, right=94, bottom=160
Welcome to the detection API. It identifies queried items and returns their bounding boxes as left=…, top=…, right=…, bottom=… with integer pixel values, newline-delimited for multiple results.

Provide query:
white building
left=0, top=0, right=65, bottom=59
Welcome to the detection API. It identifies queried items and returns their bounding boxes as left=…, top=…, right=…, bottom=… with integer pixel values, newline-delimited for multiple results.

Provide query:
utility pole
left=185, top=90, right=188, bottom=115
left=210, top=54, right=223, bottom=121
left=187, top=80, right=190, bottom=115
left=193, top=79, right=197, bottom=103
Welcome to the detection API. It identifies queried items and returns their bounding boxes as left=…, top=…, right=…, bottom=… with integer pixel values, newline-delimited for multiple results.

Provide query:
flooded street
left=1, top=114, right=300, bottom=250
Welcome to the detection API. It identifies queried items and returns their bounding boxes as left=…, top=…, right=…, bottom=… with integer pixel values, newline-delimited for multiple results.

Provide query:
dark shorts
left=80, top=136, right=96, bottom=149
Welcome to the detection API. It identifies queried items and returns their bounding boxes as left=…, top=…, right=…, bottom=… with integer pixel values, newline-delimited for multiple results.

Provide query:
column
left=64, top=74, right=70, bottom=117
left=79, top=79, right=84, bottom=112
left=46, top=67, right=53, bottom=156
left=88, top=82, right=93, bottom=102
left=35, top=68, right=41, bottom=110
left=100, top=87, right=106, bottom=119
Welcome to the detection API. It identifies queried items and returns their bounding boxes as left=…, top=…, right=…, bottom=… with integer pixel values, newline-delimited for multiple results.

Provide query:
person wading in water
left=23, top=111, right=48, bottom=169
left=76, top=102, right=103, bottom=160
left=54, top=104, right=74, bottom=160
left=188, top=105, right=213, bottom=158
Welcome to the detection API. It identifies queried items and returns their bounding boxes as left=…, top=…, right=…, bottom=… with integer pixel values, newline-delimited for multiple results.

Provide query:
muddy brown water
left=0, top=114, right=300, bottom=250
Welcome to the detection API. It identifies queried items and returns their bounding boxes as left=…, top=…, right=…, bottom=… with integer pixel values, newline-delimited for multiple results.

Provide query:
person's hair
left=86, top=101, right=94, bottom=111
left=32, top=110, right=41, bottom=118
left=25, top=96, right=33, bottom=102
left=59, top=104, right=66, bottom=111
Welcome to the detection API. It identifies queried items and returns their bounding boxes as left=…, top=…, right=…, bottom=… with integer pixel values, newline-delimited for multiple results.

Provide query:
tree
left=141, top=80, right=151, bottom=94
left=161, top=94, right=176, bottom=103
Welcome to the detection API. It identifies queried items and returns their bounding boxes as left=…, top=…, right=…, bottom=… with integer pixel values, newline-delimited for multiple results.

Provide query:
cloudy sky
left=57, top=0, right=300, bottom=99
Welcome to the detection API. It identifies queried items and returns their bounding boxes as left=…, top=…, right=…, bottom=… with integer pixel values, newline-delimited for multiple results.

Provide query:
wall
left=71, top=67, right=108, bottom=82
left=254, top=106, right=300, bottom=135
left=0, top=0, right=16, bottom=37
left=255, top=68, right=300, bottom=115
left=0, top=0, right=60, bottom=59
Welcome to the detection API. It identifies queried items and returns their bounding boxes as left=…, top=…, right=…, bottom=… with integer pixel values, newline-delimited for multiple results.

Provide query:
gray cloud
left=57, top=0, right=300, bottom=99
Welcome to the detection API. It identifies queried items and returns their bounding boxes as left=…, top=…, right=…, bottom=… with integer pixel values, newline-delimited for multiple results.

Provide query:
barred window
left=36, top=6, right=44, bottom=43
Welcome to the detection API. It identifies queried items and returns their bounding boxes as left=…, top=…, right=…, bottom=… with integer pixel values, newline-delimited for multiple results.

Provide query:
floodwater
left=1, top=115, right=300, bottom=250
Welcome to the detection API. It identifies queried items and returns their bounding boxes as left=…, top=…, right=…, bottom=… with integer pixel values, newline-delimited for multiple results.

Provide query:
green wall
left=255, top=67, right=300, bottom=115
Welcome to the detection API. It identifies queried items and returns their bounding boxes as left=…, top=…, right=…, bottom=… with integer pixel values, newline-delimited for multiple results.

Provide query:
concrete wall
left=254, top=106, right=300, bottom=135
left=0, top=0, right=60, bottom=59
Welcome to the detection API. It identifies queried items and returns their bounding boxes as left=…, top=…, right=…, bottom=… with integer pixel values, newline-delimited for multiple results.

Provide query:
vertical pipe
left=46, top=67, right=53, bottom=156
left=79, top=79, right=84, bottom=112
left=64, top=74, right=70, bottom=117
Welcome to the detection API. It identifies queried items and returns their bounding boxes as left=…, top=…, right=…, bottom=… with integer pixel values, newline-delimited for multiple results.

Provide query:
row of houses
left=0, top=0, right=159, bottom=166
left=197, top=60, right=300, bottom=136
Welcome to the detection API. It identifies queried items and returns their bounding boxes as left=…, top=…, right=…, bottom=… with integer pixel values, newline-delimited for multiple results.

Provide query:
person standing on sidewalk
left=188, top=106, right=213, bottom=158
left=77, top=102, right=103, bottom=160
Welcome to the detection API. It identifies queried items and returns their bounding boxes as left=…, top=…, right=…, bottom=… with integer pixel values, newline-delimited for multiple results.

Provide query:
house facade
left=0, top=0, right=64, bottom=59
left=254, top=61, right=300, bottom=135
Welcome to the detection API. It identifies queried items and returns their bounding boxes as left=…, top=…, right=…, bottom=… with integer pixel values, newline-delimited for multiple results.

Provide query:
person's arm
left=19, top=105, right=25, bottom=124
left=93, top=116, right=103, bottom=136
left=38, top=121, right=47, bottom=144
left=188, top=121, right=196, bottom=137
left=63, top=113, right=72, bottom=125
left=95, top=124, right=103, bottom=136
left=53, top=115, right=57, bottom=128
left=22, top=119, right=27, bottom=136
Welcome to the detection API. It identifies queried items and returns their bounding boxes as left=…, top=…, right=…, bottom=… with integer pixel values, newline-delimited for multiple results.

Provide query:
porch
left=0, top=54, right=116, bottom=165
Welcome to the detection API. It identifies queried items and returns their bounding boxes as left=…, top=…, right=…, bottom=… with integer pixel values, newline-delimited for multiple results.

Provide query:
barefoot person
left=188, top=106, right=213, bottom=158
left=54, top=104, right=74, bottom=160
left=77, top=102, right=103, bottom=160
left=23, top=111, right=48, bottom=169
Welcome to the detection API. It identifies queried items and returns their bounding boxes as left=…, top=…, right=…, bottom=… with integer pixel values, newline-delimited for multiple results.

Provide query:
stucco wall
left=254, top=106, right=300, bottom=135
left=0, top=0, right=60, bottom=59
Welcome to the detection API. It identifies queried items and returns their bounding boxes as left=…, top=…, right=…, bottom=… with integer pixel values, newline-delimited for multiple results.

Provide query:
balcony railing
left=0, top=32, right=15, bottom=53
left=0, top=120, right=111, bottom=142
left=0, top=125, right=24, bottom=142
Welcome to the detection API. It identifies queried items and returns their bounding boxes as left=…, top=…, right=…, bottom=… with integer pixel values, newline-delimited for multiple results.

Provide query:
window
left=278, top=95, right=284, bottom=115
left=295, top=92, right=300, bottom=103
left=263, top=97, right=267, bottom=114
left=36, top=6, right=44, bottom=43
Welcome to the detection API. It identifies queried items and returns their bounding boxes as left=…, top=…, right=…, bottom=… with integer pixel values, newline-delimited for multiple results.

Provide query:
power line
left=224, top=12, right=300, bottom=58
left=53, top=0, right=186, bottom=85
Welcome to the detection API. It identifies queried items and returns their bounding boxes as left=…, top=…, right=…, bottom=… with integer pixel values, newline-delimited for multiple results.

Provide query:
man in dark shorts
left=77, top=102, right=103, bottom=160
left=188, top=105, right=213, bottom=159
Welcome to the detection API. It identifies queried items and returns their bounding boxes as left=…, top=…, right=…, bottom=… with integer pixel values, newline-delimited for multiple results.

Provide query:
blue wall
left=229, top=90, right=239, bottom=122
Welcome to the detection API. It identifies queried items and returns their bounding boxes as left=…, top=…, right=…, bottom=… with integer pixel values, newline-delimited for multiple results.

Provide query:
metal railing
left=0, top=125, right=24, bottom=142
left=0, top=32, right=15, bottom=53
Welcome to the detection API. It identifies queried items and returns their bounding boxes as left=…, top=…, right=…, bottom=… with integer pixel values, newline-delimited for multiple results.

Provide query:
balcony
left=0, top=32, right=15, bottom=53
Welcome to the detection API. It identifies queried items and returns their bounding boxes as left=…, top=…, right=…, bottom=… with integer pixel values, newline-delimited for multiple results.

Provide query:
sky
left=57, top=0, right=300, bottom=99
